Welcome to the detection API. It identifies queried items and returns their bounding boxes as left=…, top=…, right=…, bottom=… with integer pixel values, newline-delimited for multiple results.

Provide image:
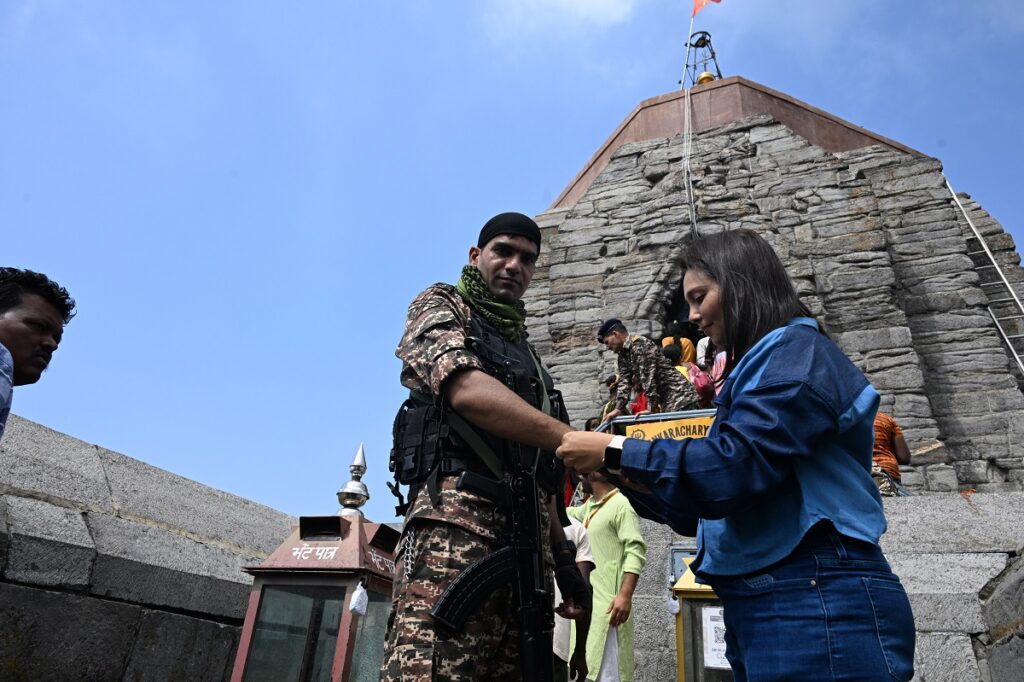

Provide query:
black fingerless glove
left=553, top=541, right=591, bottom=611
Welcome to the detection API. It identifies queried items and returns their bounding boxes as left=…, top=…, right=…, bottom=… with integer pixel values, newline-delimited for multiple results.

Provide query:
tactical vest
left=389, top=312, right=567, bottom=515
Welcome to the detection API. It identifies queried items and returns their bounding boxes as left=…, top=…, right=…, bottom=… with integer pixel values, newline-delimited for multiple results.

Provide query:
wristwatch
left=603, top=435, right=627, bottom=473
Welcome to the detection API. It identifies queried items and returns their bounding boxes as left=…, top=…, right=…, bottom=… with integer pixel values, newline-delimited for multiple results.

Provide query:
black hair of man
left=663, top=343, right=682, bottom=365
left=0, top=268, right=76, bottom=325
left=477, top=212, right=542, bottom=252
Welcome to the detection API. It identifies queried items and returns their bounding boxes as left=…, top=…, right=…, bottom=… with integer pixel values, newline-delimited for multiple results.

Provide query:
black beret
left=478, top=212, right=542, bottom=251
left=597, top=318, right=623, bottom=341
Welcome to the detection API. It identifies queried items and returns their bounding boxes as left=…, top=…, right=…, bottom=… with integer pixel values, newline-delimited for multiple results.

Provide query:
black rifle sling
left=408, top=389, right=504, bottom=480
left=526, top=347, right=552, bottom=417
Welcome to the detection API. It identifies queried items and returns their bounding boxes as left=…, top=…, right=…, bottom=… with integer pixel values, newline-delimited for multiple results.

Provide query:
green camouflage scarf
left=455, top=265, right=527, bottom=343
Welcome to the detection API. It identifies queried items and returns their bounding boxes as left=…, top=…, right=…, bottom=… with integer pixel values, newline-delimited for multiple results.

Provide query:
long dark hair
left=681, top=229, right=814, bottom=376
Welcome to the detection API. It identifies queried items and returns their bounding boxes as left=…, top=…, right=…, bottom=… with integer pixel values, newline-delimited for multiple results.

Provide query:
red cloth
left=629, top=391, right=648, bottom=414
left=693, top=0, right=721, bottom=17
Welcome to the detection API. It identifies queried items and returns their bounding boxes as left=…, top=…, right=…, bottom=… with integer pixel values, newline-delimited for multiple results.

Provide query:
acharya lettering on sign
left=627, top=415, right=715, bottom=441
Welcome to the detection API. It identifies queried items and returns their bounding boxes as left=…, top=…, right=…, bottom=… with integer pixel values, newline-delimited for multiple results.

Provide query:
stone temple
left=2, top=76, right=1023, bottom=681
left=521, top=76, right=1024, bottom=680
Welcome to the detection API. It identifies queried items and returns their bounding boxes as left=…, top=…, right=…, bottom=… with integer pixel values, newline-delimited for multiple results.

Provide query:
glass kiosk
left=231, top=445, right=398, bottom=682
left=673, top=555, right=732, bottom=682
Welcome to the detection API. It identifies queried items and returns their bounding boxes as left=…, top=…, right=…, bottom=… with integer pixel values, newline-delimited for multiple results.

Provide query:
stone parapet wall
left=526, top=113, right=1024, bottom=490
left=0, top=414, right=295, bottom=681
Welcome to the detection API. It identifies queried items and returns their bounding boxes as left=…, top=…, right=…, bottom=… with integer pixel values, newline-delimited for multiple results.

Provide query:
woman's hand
left=556, top=431, right=614, bottom=474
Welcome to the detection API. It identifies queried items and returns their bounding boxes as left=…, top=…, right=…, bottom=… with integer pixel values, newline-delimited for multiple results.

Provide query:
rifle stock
left=431, top=546, right=516, bottom=631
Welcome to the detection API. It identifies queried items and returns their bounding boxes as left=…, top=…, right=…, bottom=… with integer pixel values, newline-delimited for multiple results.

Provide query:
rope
left=946, top=178, right=1024, bottom=376
left=679, top=14, right=695, bottom=91
left=683, top=85, right=699, bottom=239
left=680, top=14, right=700, bottom=239
left=946, top=179, right=1024, bottom=314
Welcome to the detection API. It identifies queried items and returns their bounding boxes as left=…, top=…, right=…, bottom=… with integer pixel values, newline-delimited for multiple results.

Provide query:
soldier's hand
left=554, top=563, right=589, bottom=619
left=569, top=649, right=588, bottom=682
left=556, top=431, right=613, bottom=474
left=602, top=408, right=622, bottom=423
left=555, top=595, right=585, bottom=621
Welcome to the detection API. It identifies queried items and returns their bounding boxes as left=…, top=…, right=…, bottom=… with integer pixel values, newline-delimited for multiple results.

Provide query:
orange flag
left=693, top=0, right=721, bottom=17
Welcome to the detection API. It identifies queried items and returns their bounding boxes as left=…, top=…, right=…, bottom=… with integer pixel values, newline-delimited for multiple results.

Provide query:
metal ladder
left=947, top=181, right=1024, bottom=382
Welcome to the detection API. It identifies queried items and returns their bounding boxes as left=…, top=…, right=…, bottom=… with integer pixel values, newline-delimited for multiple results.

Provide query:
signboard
left=701, top=606, right=730, bottom=670
left=624, top=414, right=715, bottom=441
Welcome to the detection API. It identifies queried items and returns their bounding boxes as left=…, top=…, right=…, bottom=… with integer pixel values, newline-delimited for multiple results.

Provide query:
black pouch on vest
left=390, top=398, right=448, bottom=486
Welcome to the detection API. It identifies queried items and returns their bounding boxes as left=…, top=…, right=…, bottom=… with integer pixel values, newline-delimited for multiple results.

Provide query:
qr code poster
left=701, top=605, right=731, bottom=670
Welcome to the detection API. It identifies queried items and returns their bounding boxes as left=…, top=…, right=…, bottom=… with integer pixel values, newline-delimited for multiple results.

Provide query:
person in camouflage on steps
left=382, top=212, right=589, bottom=682
left=597, top=319, right=701, bottom=424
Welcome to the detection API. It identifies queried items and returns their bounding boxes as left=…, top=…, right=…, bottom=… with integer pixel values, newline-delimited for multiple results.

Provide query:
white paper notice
left=348, top=582, right=369, bottom=616
left=701, top=605, right=731, bottom=670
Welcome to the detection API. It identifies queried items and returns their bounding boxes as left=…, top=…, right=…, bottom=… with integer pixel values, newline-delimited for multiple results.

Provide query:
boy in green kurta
left=567, top=471, right=647, bottom=681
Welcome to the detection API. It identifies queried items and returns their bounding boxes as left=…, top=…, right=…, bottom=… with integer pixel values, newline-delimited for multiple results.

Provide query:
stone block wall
left=526, top=113, right=1024, bottom=491
left=0, top=414, right=295, bottom=681
left=627, top=518, right=682, bottom=681
left=881, top=493, right=1024, bottom=682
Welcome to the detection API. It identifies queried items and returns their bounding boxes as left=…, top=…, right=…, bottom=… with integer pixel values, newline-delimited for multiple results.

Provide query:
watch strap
left=604, top=435, right=627, bottom=471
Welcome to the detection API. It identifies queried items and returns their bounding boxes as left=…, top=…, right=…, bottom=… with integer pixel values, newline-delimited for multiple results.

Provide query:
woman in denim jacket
left=557, top=229, right=915, bottom=681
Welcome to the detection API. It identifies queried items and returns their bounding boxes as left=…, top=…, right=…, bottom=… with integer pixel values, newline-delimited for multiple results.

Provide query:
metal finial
left=351, top=442, right=367, bottom=476
left=680, top=31, right=723, bottom=89
left=337, top=442, right=370, bottom=516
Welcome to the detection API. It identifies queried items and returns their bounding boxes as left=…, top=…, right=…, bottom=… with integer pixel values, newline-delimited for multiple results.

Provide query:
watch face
left=604, top=444, right=622, bottom=469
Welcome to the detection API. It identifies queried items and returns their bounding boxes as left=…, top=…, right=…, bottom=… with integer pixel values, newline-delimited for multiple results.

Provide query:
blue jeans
left=703, top=527, right=915, bottom=681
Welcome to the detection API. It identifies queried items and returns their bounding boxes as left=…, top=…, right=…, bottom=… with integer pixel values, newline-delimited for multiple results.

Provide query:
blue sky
left=3, top=0, right=1022, bottom=523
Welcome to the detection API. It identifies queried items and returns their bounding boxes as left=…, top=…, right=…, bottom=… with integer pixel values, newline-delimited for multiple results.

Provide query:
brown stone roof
left=551, top=76, right=921, bottom=211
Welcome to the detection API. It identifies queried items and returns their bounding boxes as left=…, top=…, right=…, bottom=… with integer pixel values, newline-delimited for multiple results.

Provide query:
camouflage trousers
left=380, top=518, right=522, bottom=682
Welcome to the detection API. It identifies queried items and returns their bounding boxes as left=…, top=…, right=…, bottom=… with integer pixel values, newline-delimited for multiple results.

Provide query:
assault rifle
left=430, top=335, right=571, bottom=682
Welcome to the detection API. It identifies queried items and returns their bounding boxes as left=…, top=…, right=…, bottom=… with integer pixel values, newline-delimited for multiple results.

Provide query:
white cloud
left=8, top=0, right=41, bottom=24
left=704, top=1, right=867, bottom=54
left=479, top=0, right=642, bottom=40
left=980, top=0, right=1024, bottom=34
left=545, top=0, right=639, bottom=25
left=1, top=0, right=42, bottom=41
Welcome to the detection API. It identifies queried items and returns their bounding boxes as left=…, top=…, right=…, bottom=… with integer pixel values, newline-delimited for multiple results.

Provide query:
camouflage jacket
left=614, top=334, right=700, bottom=413
left=396, top=283, right=550, bottom=541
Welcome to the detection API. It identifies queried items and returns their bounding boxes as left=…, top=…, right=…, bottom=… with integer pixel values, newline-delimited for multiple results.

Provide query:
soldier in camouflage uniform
left=598, top=319, right=700, bottom=423
left=382, top=212, right=589, bottom=682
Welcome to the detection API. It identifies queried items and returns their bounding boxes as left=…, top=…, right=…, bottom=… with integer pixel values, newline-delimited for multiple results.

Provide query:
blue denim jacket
left=0, top=342, right=13, bottom=442
left=617, top=317, right=885, bottom=576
